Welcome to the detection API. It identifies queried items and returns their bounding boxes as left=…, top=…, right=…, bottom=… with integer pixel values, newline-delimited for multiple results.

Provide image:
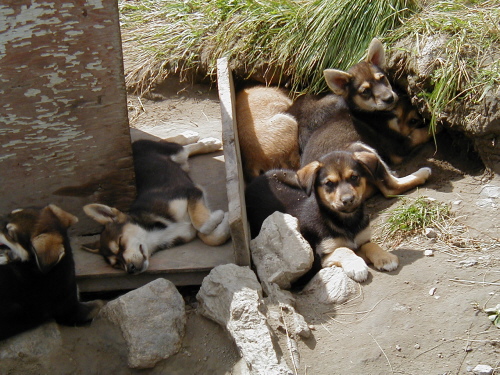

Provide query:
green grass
left=119, top=0, right=420, bottom=95
left=385, top=0, right=500, bottom=133
left=381, top=195, right=451, bottom=239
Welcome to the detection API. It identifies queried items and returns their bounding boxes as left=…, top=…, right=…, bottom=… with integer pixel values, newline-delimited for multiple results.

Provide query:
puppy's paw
left=198, top=137, right=222, bottom=153
left=199, top=209, right=225, bottom=235
left=414, top=167, right=432, bottom=182
left=211, top=212, right=230, bottom=239
left=342, top=257, right=369, bottom=282
left=165, top=131, right=200, bottom=145
left=372, top=251, right=399, bottom=272
left=0, top=253, right=9, bottom=265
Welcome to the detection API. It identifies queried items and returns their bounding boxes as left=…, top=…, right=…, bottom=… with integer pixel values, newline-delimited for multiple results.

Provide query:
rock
left=425, top=228, right=438, bottom=239
left=301, top=266, right=358, bottom=304
left=424, top=249, right=434, bottom=256
left=0, top=321, right=61, bottom=359
left=0, top=322, right=61, bottom=373
left=473, top=364, right=494, bottom=375
left=459, top=258, right=478, bottom=267
left=250, top=212, right=314, bottom=292
left=197, top=264, right=292, bottom=375
left=98, top=278, right=186, bottom=369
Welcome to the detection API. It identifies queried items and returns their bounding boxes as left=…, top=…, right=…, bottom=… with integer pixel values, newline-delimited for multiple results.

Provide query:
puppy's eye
left=360, top=87, right=372, bottom=97
left=350, top=174, right=360, bottom=182
left=324, top=180, right=336, bottom=189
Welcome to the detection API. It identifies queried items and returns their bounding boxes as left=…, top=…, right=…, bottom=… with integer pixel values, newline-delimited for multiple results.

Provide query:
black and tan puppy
left=236, top=38, right=433, bottom=182
left=0, top=204, right=102, bottom=340
left=245, top=150, right=399, bottom=282
left=84, top=137, right=230, bottom=274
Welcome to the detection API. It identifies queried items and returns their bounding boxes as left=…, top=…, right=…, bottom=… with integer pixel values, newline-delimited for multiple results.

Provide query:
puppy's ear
left=83, top=204, right=127, bottom=225
left=31, top=232, right=65, bottom=273
left=46, top=204, right=79, bottom=229
left=81, top=240, right=101, bottom=254
left=353, top=151, right=380, bottom=180
left=366, top=38, right=385, bottom=68
left=297, top=161, right=322, bottom=196
left=323, top=69, right=352, bottom=96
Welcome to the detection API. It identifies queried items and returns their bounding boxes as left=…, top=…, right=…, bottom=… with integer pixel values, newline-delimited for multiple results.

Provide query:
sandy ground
left=1, top=78, right=498, bottom=375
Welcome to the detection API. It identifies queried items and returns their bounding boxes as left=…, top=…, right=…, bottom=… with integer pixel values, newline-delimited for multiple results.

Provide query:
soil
left=2, top=79, right=499, bottom=375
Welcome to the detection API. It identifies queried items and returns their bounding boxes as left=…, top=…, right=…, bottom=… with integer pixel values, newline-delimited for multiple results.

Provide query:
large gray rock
left=0, top=322, right=61, bottom=373
left=250, top=212, right=314, bottom=292
left=98, top=278, right=186, bottom=369
left=302, top=266, right=359, bottom=304
left=197, top=264, right=292, bottom=375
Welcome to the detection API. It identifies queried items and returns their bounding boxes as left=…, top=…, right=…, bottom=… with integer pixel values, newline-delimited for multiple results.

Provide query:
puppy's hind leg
left=162, top=131, right=200, bottom=145
left=188, top=194, right=230, bottom=246
left=183, top=137, right=222, bottom=157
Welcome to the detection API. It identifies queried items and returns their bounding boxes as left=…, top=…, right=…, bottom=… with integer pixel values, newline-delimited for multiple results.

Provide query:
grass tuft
left=385, top=0, right=500, bottom=133
left=119, top=0, right=420, bottom=95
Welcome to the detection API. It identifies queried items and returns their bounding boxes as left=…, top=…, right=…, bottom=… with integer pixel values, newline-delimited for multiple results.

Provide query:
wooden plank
left=217, top=57, right=251, bottom=266
left=74, top=237, right=234, bottom=292
left=0, top=0, right=135, bottom=235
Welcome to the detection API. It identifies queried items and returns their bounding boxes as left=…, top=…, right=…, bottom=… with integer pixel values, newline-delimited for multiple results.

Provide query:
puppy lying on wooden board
left=84, top=134, right=231, bottom=274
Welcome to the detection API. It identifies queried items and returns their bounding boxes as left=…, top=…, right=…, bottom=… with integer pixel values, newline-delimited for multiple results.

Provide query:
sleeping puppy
left=84, top=137, right=231, bottom=274
left=245, top=149, right=399, bottom=282
left=0, top=204, right=102, bottom=340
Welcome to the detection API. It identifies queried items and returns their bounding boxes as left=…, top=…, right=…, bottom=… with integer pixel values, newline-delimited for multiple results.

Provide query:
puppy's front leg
left=188, top=195, right=230, bottom=246
left=358, top=242, right=399, bottom=272
left=320, top=244, right=369, bottom=282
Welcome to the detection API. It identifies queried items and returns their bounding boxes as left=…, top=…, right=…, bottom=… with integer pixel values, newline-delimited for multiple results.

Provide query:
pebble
left=429, top=287, right=437, bottom=296
left=414, top=344, right=420, bottom=349
left=424, top=249, right=434, bottom=257
left=472, top=364, right=493, bottom=375
left=459, top=259, right=478, bottom=267
left=395, top=345, right=402, bottom=351
left=425, top=228, right=438, bottom=239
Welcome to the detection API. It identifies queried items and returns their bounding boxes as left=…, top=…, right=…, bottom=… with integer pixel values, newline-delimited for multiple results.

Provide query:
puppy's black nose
left=127, top=264, right=137, bottom=274
left=341, top=194, right=355, bottom=206
left=383, top=95, right=395, bottom=105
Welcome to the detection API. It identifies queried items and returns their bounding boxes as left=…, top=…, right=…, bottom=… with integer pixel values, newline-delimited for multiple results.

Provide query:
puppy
left=235, top=86, right=300, bottom=182
left=0, top=204, right=102, bottom=340
left=84, top=136, right=231, bottom=274
left=245, top=150, right=399, bottom=282
left=236, top=38, right=432, bottom=181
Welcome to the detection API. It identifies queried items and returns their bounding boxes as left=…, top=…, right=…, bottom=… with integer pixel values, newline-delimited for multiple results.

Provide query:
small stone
left=429, top=287, right=437, bottom=296
left=395, top=345, right=402, bottom=351
left=414, top=344, right=420, bottom=349
left=472, top=364, right=493, bottom=375
left=425, top=228, right=438, bottom=239
left=452, top=200, right=463, bottom=206
left=459, top=259, right=478, bottom=267
left=424, top=249, right=434, bottom=257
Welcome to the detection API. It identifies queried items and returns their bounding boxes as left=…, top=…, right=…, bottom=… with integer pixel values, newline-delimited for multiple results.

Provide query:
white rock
left=98, top=278, right=186, bottom=369
left=301, top=266, right=358, bottom=304
left=424, top=249, right=434, bottom=256
left=250, top=212, right=314, bottom=292
left=473, top=364, right=494, bottom=375
left=197, top=264, right=292, bottom=375
left=429, top=287, right=437, bottom=296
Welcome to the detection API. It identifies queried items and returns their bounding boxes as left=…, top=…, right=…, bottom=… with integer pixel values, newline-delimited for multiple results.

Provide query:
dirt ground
left=2, top=79, right=499, bottom=375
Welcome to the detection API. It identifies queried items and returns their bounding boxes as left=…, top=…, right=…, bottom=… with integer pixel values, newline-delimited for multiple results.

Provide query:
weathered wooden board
left=217, top=57, right=251, bottom=266
left=0, top=0, right=135, bottom=234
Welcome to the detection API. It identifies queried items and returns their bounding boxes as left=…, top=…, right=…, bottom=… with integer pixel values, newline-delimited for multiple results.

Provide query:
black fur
left=0, top=207, right=100, bottom=340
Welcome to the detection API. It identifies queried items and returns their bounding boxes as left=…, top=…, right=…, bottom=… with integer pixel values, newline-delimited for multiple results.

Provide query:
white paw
left=342, top=257, right=369, bottom=282
left=211, top=212, right=230, bottom=239
left=199, top=210, right=225, bottom=234
left=373, top=252, right=399, bottom=272
left=414, top=167, right=432, bottom=181
left=198, top=137, right=222, bottom=153
left=379, top=260, right=399, bottom=272
left=166, top=131, right=200, bottom=145
left=0, top=254, right=9, bottom=265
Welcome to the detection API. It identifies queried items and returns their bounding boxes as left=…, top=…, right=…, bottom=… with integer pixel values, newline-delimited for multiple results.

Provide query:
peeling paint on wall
left=1, top=0, right=135, bottom=234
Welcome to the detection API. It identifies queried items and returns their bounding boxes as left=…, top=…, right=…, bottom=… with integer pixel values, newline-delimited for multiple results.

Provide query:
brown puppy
left=235, top=86, right=300, bottom=182
left=245, top=150, right=399, bottom=283
left=236, top=38, right=432, bottom=182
